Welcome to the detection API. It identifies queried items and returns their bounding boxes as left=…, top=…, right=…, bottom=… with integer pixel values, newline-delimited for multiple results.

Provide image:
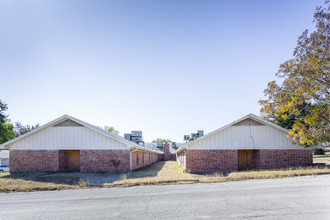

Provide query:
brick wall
left=10, top=150, right=60, bottom=172
left=151, top=153, right=158, bottom=163
left=138, top=152, right=144, bottom=167
left=131, top=151, right=159, bottom=170
left=144, top=153, right=150, bottom=166
left=10, top=149, right=160, bottom=173
left=80, top=150, right=130, bottom=173
left=183, top=149, right=313, bottom=174
left=164, top=143, right=170, bottom=161
left=158, top=153, right=164, bottom=161
left=169, top=153, right=176, bottom=161
left=259, top=149, right=313, bottom=169
left=176, top=151, right=186, bottom=169
left=59, top=150, right=68, bottom=171
left=186, top=149, right=238, bottom=174
left=131, top=151, right=138, bottom=170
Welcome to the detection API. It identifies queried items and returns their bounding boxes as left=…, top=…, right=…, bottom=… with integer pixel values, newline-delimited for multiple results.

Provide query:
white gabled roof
left=0, top=115, right=162, bottom=154
left=175, top=113, right=290, bottom=153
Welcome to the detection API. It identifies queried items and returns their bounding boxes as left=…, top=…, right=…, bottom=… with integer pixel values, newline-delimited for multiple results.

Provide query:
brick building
left=0, top=115, right=161, bottom=173
left=176, top=114, right=313, bottom=174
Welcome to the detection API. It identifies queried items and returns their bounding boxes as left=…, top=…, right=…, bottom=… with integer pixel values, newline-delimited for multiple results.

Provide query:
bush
left=314, top=149, right=325, bottom=155
left=110, top=159, right=121, bottom=173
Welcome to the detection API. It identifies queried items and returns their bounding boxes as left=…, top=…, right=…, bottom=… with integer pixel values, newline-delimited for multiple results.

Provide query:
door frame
left=237, top=150, right=258, bottom=171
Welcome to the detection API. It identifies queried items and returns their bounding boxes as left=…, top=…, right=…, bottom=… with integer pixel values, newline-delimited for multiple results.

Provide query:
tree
left=104, top=126, right=119, bottom=134
left=259, top=1, right=330, bottom=146
left=14, top=122, right=39, bottom=137
left=0, top=100, right=15, bottom=144
left=152, top=138, right=172, bottom=143
left=261, top=102, right=311, bottom=130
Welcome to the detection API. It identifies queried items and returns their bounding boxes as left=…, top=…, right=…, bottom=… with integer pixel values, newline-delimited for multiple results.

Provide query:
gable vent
left=54, top=119, right=84, bottom=127
left=233, top=118, right=264, bottom=126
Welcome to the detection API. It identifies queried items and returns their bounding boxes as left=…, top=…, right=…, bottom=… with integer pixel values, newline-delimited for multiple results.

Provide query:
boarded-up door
left=68, top=150, right=80, bottom=172
left=238, top=150, right=253, bottom=171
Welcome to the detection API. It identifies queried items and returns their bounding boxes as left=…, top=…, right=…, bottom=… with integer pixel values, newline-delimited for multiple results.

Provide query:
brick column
left=164, top=143, right=170, bottom=161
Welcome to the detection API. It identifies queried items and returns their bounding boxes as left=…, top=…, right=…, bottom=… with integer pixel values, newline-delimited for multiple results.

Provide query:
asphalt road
left=0, top=175, right=329, bottom=220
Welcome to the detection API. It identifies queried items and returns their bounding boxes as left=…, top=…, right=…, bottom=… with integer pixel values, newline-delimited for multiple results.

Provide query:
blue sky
left=0, top=0, right=324, bottom=142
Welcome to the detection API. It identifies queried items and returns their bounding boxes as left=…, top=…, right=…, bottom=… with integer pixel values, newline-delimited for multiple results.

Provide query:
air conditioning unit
left=197, top=130, right=204, bottom=137
left=172, top=142, right=177, bottom=149
left=131, top=131, right=142, bottom=137
left=124, top=134, right=131, bottom=141
left=191, top=133, right=198, bottom=139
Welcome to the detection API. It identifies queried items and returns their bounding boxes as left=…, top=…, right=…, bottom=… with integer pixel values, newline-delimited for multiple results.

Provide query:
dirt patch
left=46, top=172, right=122, bottom=185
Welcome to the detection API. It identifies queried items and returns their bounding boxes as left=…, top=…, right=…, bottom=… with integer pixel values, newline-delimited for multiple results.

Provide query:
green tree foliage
left=259, top=1, right=330, bottom=146
left=0, top=100, right=15, bottom=144
left=152, top=138, right=172, bottom=143
left=14, top=122, right=39, bottom=137
left=104, top=126, right=119, bottom=134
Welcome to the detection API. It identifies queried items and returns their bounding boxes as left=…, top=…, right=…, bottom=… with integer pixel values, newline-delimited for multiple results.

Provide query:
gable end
left=54, top=119, right=84, bottom=127
left=232, top=118, right=265, bottom=126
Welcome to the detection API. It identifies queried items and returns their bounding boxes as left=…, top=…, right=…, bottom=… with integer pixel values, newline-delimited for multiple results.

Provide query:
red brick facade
left=181, top=149, right=313, bottom=174
left=163, top=143, right=170, bottom=161
left=10, top=150, right=60, bottom=172
left=131, top=151, right=159, bottom=170
left=11, top=148, right=311, bottom=174
left=169, top=153, right=176, bottom=161
left=10, top=149, right=160, bottom=173
left=258, top=149, right=313, bottom=169
left=186, top=149, right=238, bottom=174
left=176, top=151, right=186, bottom=169
left=80, top=150, right=130, bottom=173
left=59, top=150, right=69, bottom=172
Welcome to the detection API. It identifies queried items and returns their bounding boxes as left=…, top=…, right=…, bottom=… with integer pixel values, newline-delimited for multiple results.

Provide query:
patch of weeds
left=120, top=174, right=128, bottom=181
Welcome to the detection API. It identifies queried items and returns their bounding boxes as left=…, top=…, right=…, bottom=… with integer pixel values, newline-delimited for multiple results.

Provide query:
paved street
left=0, top=175, right=329, bottom=220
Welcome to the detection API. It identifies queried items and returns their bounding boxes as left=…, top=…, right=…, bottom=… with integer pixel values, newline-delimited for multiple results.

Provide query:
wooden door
left=238, top=150, right=253, bottom=171
left=246, top=150, right=253, bottom=170
left=68, top=150, right=80, bottom=172
left=238, top=150, right=246, bottom=171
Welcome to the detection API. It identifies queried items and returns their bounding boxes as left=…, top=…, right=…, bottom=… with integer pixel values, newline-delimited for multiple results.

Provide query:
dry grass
left=106, top=161, right=330, bottom=188
left=107, top=161, right=198, bottom=187
left=199, top=166, right=330, bottom=183
left=0, top=172, right=87, bottom=193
